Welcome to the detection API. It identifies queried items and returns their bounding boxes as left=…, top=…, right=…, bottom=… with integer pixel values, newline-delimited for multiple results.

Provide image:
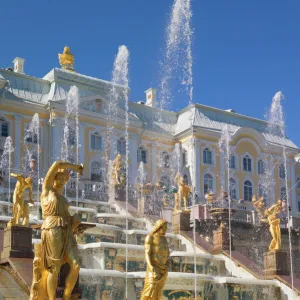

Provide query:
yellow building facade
left=0, top=55, right=300, bottom=213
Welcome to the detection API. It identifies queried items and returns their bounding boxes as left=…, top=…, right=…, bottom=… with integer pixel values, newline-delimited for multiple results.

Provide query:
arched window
left=91, top=161, right=103, bottom=182
left=244, top=180, right=253, bottom=201
left=137, top=147, right=147, bottom=163
left=280, top=187, right=287, bottom=200
left=229, top=178, right=237, bottom=199
left=229, top=155, right=236, bottom=169
left=243, top=155, right=252, bottom=172
left=258, top=160, right=265, bottom=175
left=182, top=150, right=188, bottom=166
left=183, top=174, right=189, bottom=185
left=203, top=148, right=212, bottom=164
left=91, top=132, right=102, bottom=150
left=204, top=174, right=213, bottom=194
left=279, top=164, right=285, bottom=179
left=161, top=152, right=170, bottom=168
left=117, top=138, right=126, bottom=155
left=297, top=177, right=300, bottom=189
left=0, top=118, right=9, bottom=137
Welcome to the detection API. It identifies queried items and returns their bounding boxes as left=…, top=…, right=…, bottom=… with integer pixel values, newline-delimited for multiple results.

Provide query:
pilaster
left=13, top=115, right=22, bottom=170
left=130, top=134, right=138, bottom=184
left=79, top=123, right=86, bottom=165
left=291, top=162, right=297, bottom=212
left=151, top=143, right=157, bottom=184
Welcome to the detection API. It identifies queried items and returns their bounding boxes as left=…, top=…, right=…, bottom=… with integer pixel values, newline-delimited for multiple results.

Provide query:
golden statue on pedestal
left=141, top=219, right=169, bottom=300
left=8, top=173, right=33, bottom=227
left=112, top=154, right=123, bottom=185
left=58, top=46, right=75, bottom=71
left=174, top=173, right=191, bottom=211
left=30, top=161, right=83, bottom=300
left=265, top=200, right=282, bottom=251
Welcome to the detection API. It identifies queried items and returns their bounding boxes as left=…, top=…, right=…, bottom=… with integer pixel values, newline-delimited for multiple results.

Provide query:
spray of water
left=111, top=45, right=130, bottom=299
left=159, top=0, right=193, bottom=113
left=265, top=91, right=294, bottom=294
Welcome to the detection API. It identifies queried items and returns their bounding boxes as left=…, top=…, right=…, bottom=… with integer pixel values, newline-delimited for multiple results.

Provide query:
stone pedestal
left=172, top=210, right=191, bottom=233
left=0, top=225, right=34, bottom=261
left=114, top=185, right=126, bottom=201
left=263, top=251, right=289, bottom=278
left=211, top=223, right=232, bottom=254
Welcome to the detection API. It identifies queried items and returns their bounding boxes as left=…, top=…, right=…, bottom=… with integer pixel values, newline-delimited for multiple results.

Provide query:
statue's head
left=53, top=169, right=70, bottom=190
left=64, top=46, right=71, bottom=54
left=117, top=154, right=122, bottom=160
left=151, top=219, right=168, bottom=236
left=25, top=177, right=33, bottom=185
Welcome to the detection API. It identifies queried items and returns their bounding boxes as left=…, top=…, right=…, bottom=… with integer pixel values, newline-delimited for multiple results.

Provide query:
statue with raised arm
left=141, top=219, right=170, bottom=300
left=30, top=161, right=83, bottom=300
left=265, top=200, right=282, bottom=251
left=8, top=173, right=33, bottom=227
left=174, top=173, right=191, bottom=211
left=112, top=154, right=123, bottom=185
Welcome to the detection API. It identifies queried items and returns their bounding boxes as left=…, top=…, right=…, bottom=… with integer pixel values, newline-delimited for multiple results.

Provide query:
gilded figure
left=265, top=200, right=282, bottom=251
left=8, top=173, right=33, bottom=227
left=112, top=154, right=123, bottom=185
left=174, top=173, right=191, bottom=211
left=30, top=161, right=83, bottom=300
left=58, top=46, right=75, bottom=71
left=141, top=219, right=170, bottom=300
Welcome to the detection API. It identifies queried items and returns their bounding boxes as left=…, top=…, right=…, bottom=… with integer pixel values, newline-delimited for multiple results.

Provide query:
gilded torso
left=151, top=234, right=169, bottom=267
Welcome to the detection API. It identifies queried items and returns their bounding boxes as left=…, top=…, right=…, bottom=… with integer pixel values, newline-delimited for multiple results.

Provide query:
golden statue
left=8, top=173, right=33, bottom=227
left=174, top=173, right=191, bottom=211
left=30, top=161, right=83, bottom=300
left=141, top=219, right=170, bottom=300
left=112, top=154, right=123, bottom=185
left=58, top=46, right=75, bottom=71
left=265, top=200, right=282, bottom=251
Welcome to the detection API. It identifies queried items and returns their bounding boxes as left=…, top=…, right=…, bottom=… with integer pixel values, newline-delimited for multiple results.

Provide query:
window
left=258, top=183, right=268, bottom=201
left=63, top=126, right=75, bottom=146
left=297, top=177, right=300, bottom=188
left=203, top=148, right=212, bottom=164
left=229, top=155, right=236, bottom=169
left=183, top=174, right=188, bottom=185
left=161, top=152, right=170, bottom=168
left=91, top=162, right=103, bottom=182
left=160, top=175, right=171, bottom=190
left=117, top=138, right=126, bottom=155
left=204, top=174, right=213, bottom=194
left=229, top=178, right=237, bottom=199
left=91, top=133, right=102, bottom=150
left=0, top=119, right=9, bottom=137
left=280, top=187, right=287, bottom=200
left=279, top=164, right=285, bottom=179
left=137, top=147, right=147, bottom=163
left=244, top=180, right=253, bottom=201
left=25, top=126, right=38, bottom=144
left=243, top=155, right=252, bottom=172
left=182, top=150, right=188, bottom=166
left=258, top=160, right=265, bottom=175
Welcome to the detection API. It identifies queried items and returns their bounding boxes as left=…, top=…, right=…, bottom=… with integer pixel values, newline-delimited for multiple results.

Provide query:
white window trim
left=202, top=171, right=216, bottom=196
left=89, top=129, right=104, bottom=152
left=242, top=152, right=254, bottom=173
left=229, top=176, right=239, bottom=200
left=201, top=145, right=216, bottom=166
left=278, top=163, right=286, bottom=179
left=228, top=152, right=238, bottom=170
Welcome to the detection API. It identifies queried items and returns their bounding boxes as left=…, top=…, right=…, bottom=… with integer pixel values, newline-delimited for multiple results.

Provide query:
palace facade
left=0, top=53, right=300, bottom=213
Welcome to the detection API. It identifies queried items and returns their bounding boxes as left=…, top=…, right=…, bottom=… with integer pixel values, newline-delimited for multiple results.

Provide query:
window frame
left=243, top=155, right=252, bottom=172
left=203, top=148, right=213, bottom=165
left=244, top=180, right=253, bottom=201
left=91, top=132, right=102, bottom=151
left=279, top=164, right=286, bottom=179
left=117, top=138, right=126, bottom=155
left=203, top=173, right=213, bottom=194
left=90, top=161, right=103, bottom=182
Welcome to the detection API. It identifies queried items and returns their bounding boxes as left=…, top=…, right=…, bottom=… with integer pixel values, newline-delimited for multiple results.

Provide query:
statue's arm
left=10, top=173, right=24, bottom=183
left=144, top=235, right=153, bottom=272
left=28, top=184, right=33, bottom=203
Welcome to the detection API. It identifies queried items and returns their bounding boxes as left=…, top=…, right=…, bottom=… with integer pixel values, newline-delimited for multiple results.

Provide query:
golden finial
left=58, top=46, right=75, bottom=72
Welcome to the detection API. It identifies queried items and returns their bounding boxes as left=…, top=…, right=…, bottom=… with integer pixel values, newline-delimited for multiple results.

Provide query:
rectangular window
left=243, top=157, right=251, bottom=172
left=91, top=134, right=102, bottom=150
left=1, top=122, right=8, bottom=137
left=117, top=139, right=126, bottom=155
left=229, top=156, right=235, bottom=169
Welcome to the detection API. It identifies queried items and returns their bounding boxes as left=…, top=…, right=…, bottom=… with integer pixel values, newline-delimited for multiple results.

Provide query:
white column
left=13, top=115, right=22, bottom=170
left=42, top=121, right=49, bottom=173
left=191, top=139, right=201, bottom=195
left=220, top=152, right=225, bottom=190
left=151, top=143, right=157, bottom=184
left=50, top=118, right=62, bottom=162
left=130, top=134, right=138, bottom=184
left=291, top=161, right=297, bottom=213
left=270, top=156, right=275, bottom=205
left=79, top=123, right=86, bottom=165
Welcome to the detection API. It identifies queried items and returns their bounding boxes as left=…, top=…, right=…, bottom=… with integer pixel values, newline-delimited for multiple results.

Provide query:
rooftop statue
left=265, top=200, right=282, bottom=251
left=58, top=46, right=75, bottom=71
left=30, top=161, right=83, bottom=300
left=141, top=219, right=169, bottom=300
left=8, top=173, right=33, bottom=227
left=174, top=172, right=191, bottom=211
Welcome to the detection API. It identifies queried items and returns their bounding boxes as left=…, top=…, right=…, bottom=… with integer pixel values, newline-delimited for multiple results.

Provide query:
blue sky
left=1, top=1, right=300, bottom=146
